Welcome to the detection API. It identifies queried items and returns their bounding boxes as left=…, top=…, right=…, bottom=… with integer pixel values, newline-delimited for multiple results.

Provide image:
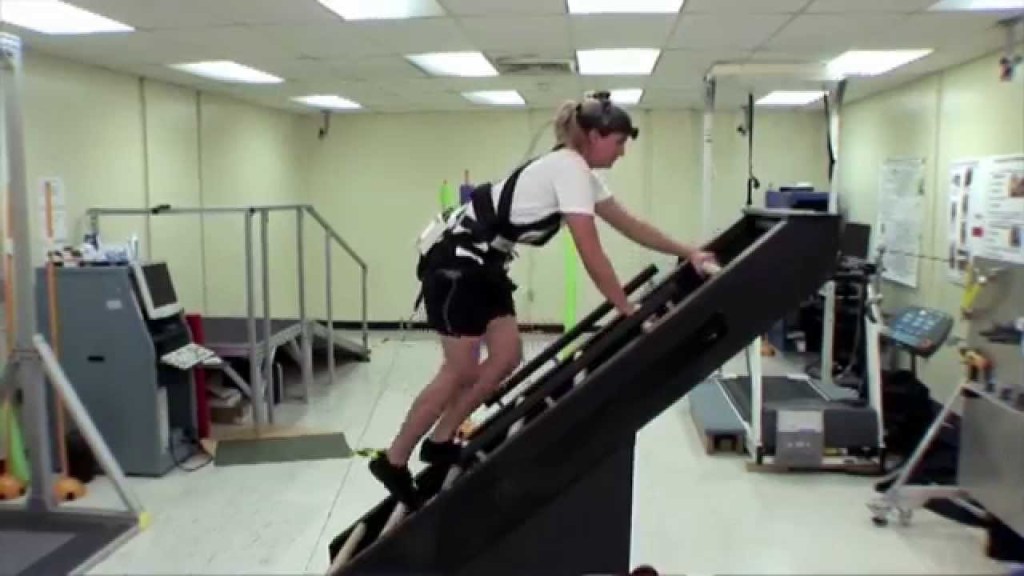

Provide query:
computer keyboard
left=161, top=343, right=217, bottom=370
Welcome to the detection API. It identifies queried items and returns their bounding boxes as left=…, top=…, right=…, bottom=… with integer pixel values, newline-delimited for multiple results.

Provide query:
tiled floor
left=7, top=331, right=1010, bottom=575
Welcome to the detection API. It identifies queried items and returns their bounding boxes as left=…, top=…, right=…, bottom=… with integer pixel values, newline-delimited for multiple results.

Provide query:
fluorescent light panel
left=827, top=50, right=933, bottom=78
left=407, top=52, right=498, bottom=77
left=577, top=49, right=661, bottom=75
left=610, top=89, right=644, bottom=105
left=293, top=95, right=362, bottom=110
left=462, top=91, right=526, bottom=106
left=1, top=0, right=133, bottom=35
left=568, top=0, right=685, bottom=13
left=170, top=61, right=284, bottom=84
left=929, top=0, right=1024, bottom=10
left=757, top=91, right=826, bottom=107
left=317, top=0, right=445, bottom=20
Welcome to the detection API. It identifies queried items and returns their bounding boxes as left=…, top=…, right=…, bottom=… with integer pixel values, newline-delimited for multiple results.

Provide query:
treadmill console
left=884, top=307, right=954, bottom=358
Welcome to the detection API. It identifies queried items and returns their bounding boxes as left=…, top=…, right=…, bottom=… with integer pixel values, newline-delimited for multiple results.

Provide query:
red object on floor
left=186, top=314, right=211, bottom=439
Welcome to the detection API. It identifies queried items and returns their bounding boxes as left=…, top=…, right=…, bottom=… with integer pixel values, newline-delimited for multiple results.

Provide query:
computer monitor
left=131, top=262, right=182, bottom=320
left=841, top=222, right=872, bottom=260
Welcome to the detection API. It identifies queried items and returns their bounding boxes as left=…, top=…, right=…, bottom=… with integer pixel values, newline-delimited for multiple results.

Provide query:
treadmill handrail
left=483, top=264, right=659, bottom=408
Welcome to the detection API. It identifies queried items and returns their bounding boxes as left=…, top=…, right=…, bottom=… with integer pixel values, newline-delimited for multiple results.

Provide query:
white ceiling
left=1, top=0, right=1022, bottom=114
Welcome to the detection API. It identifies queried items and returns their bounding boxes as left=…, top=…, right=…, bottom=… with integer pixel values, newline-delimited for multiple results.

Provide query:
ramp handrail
left=86, top=203, right=368, bottom=428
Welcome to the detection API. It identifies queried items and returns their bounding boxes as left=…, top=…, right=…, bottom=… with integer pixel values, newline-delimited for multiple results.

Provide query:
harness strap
left=470, top=159, right=533, bottom=244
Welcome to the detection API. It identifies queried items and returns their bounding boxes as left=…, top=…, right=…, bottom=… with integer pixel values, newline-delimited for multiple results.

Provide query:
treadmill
left=324, top=208, right=841, bottom=576
left=698, top=259, right=887, bottom=470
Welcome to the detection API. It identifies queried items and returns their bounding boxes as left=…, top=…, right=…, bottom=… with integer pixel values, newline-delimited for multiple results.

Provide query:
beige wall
left=301, top=107, right=830, bottom=324
left=839, top=51, right=1023, bottom=399
left=8, top=50, right=310, bottom=322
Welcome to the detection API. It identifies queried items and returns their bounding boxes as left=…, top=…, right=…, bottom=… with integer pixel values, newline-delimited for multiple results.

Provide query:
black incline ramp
left=326, top=208, right=841, bottom=576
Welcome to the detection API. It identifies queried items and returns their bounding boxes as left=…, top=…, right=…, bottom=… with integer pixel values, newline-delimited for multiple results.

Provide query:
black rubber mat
left=215, top=432, right=353, bottom=466
left=720, top=376, right=821, bottom=423
left=0, top=510, right=135, bottom=576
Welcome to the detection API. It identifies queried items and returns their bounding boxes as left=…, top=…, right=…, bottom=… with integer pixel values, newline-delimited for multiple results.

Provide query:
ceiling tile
left=871, top=13, right=1012, bottom=48
left=765, top=14, right=907, bottom=50
left=669, top=14, right=791, bottom=50
left=160, top=26, right=296, bottom=62
left=570, top=15, right=678, bottom=49
left=638, top=87, right=703, bottom=108
left=21, top=30, right=214, bottom=66
left=259, top=23, right=392, bottom=58
left=681, top=0, right=812, bottom=13
left=204, top=0, right=340, bottom=25
left=460, top=16, right=573, bottom=53
left=439, top=0, right=567, bottom=16
left=67, top=0, right=239, bottom=29
left=651, top=49, right=753, bottom=87
left=350, top=18, right=476, bottom=55
left=519, top=78, right=587, bottom=105
left=806, top=0, right=937, bottom=13
left=330, top=56, right=428, bottom=80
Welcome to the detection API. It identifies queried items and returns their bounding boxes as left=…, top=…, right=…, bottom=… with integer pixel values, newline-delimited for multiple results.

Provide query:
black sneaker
left=368, top=454, right=423, bottom=510
left=417, top=439, right=462, bottom=498
left=419, top=439, right=461, bottom=465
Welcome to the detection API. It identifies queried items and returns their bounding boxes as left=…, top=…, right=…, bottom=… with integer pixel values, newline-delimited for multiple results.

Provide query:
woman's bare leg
left=429, top=316, right=523, bottom=444
left=385, top=334, right=482, bottom=466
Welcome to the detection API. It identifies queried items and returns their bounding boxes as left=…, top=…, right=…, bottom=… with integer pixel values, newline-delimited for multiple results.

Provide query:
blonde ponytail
left=552, top=96, right=613, bottom=152
left=553, top=100, right=582, bottom=151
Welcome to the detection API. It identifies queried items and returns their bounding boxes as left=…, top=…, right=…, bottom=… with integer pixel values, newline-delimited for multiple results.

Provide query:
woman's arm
left=563, top=214, right=634, bottom=315
left=595, top=197, right=697, bottom=258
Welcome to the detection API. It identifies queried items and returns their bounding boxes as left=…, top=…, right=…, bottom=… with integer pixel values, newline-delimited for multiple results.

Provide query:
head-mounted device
left=575, top=90, right=639, bottom=140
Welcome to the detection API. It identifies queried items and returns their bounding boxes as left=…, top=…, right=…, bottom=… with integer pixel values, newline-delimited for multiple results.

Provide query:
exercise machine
left=35, top=261, right=222, bottom=476
left=869, top=256, right=1021, bottom=540
left=324, top=207, right=842, bottom=576
left=698, top=256, right=888, bottom=470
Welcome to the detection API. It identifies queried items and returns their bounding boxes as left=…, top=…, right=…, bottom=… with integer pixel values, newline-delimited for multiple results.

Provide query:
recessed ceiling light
left=827, top=50, right=933, bottom=78
left=568, top=0, right=686, bottom=13
left=407, top=52, right=498, bottom=77
left=462, top=91, right=526, bottom=106
left=1, top=0, right=133, bottom=35
left=610, top=89, right=644, bottom=105
left=577, top=49, right=661, bottom=75
left=317, top=0, right=445, bottom=20
left=928, top=0, right=1023, bottom=10
left=170, top=61, right=284, bottom=84
left=756, top=91, right=826, bottom=107
left=293, top=95, right=363, bottom=110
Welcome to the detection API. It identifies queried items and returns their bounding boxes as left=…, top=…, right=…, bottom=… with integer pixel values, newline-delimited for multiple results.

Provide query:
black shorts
left=421, top=268, right=515, bottom=338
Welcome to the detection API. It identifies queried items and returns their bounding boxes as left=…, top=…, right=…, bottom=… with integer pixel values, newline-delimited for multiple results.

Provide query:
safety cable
left=745, top=93, right=759, bottom=207
left=824, top=93, right=836, bottom=184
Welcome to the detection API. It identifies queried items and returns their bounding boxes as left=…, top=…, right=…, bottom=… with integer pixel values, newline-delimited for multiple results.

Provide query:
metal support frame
left=87, top=203, right=369, bottom=428
left=702, top=62, right=872, bottom=467
left=0, top=30, right=141, bottom=572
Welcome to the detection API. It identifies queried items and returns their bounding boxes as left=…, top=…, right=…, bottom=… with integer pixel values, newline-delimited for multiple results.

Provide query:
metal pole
left=261, top=210, right=273, bottom=424
left=750, top=337, right=763, bottom=457
left=244, top=211, right=263, bottom=428
left=297, top=208, right=311, bottom=402
left=326, top=232, right=335, bottom=384
left=820, top=80, right=846, bottom=388
left=361, top=265, right=368, bottom=350
left=34, top=335, right=143, bottom=514
left=702, top=74, right=716, bottom=240
left=2, top=32, right=58, bottom=512
left=87, top=204, right=311, bottom=217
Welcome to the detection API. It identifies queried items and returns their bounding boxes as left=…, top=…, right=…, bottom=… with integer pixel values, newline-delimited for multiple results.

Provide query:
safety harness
left=413, top=158, right=563, bottom=309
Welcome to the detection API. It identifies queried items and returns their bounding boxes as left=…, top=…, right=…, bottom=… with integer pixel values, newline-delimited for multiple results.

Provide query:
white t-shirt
left=470, top=148, right=613, bottom=226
